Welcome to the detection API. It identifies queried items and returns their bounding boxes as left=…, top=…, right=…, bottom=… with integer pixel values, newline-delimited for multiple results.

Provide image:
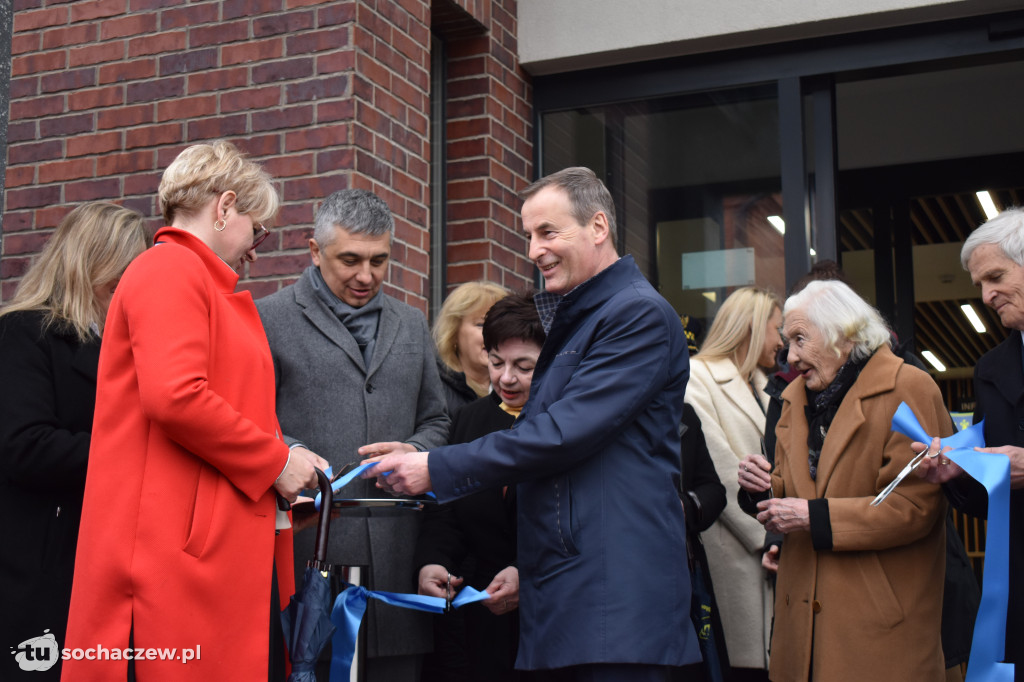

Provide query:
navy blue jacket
left=429, top=256, right=702, bottom=670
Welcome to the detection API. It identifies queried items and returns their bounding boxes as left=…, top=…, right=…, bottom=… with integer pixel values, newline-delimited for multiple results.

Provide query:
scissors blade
left=870, top=450, right=930, bottom=507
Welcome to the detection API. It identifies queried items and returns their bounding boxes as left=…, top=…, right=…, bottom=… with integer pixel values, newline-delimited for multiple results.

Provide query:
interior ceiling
left=840, top=189, right=1021, bottom=372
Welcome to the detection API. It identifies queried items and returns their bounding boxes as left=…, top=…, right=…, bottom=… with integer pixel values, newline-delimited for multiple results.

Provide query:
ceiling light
left=702, top=291, right=717, bottom=303
left=977, top=191, right=1000, bottom=220
left=767, top=215, right=785, bottom=235
left=960, top=303, right=986, bottom=333
left=810, top=248, right=817, bottom=257
left=921, top=351, right=946, bottom=372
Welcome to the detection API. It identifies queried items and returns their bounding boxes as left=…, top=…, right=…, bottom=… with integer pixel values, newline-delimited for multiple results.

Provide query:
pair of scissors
left=870, top=445, right=939, bottom=506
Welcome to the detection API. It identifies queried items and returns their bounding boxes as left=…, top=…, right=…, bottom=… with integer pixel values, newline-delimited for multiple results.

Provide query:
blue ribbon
left=890, top=402, right=1014, bottom=681
left=328, top=584, right=489, bottom=681
left=316, top=463, right=435, bottom=510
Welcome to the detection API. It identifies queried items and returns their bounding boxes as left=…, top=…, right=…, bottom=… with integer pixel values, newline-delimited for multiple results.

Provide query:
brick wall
left=1, top=0, right=534, bottom=313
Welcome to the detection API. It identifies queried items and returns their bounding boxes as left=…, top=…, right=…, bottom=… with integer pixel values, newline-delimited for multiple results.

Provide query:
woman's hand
left=739, top=453, right=772, bottom=493
left=762, top=544, right=780, bottom=573
left=912, top=437, right=962, bottom=484
left=357, top=441, right=415, bottom=458
left=482, top=566, right=519, bottom=616
left=418, top=563, right=462, bottom=599
left=756, top=497, right=810, bottom=534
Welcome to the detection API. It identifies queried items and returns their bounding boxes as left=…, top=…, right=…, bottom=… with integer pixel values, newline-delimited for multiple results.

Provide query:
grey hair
left=961, top=207, right=1024, bottom=269
left=313, top=189, right=394, bottom=247
left=784, top=280, right=891, bottom=362
left=520, top=167, right=617, bottom=243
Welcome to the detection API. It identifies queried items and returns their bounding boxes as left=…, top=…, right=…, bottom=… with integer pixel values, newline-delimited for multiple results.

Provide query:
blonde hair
left=158, top=140, right=279, bottom=226
left=695, top=286, right=782, bottom=382
left=433, top=281, right=510, bottom=372
left=0, top=202, right=149, bottom=341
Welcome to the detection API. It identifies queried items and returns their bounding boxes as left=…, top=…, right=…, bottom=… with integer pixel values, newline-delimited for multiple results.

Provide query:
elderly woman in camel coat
left=739, top=280, right=950, bottom=682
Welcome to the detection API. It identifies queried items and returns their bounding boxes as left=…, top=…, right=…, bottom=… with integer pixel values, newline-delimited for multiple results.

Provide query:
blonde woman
left=684, top=286, right=783, bottom=681
left=433, top=281, right=509, bottom=414
left=0, top=202, right=148, bottom=682
left=63, top=141, right=327, bottom=682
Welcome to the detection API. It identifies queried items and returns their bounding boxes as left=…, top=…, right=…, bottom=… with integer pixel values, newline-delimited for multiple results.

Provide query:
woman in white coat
left=685, top=286, right=783, bottom=682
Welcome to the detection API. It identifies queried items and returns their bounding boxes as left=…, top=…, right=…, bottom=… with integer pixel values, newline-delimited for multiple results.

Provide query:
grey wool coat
left=256, top=268, right=450, bottom=661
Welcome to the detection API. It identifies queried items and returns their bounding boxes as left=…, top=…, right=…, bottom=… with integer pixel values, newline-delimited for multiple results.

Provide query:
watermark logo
left=10, top=630, right=59, bottom=672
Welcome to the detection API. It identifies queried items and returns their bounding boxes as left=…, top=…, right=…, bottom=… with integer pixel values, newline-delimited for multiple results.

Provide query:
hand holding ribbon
left=886, top=402, right=1013, bottom=682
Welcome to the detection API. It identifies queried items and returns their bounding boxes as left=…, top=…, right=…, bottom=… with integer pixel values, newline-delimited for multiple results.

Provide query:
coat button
left=812, top=600, right=822, bottom=613
left=785, top=595, right=790, bottom=606
left=366, top=383, right=374, bottom=393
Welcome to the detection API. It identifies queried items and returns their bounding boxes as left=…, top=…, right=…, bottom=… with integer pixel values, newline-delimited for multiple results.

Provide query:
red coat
left=63, top=228, right=294, bottom=681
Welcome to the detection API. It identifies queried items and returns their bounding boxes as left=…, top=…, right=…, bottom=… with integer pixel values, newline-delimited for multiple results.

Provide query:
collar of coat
left=692, top=355, right=768, bottom=429
left=288, top=270, right=402, bottom=375
left=777, top=345, right=903, bottom=498
left=154, top=227, right=240, bottom=294
left=975, top=329, right=1024, bottom=407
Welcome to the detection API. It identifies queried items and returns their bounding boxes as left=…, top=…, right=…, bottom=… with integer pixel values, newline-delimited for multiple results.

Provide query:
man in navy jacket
left=366, top=167, right=701, bottom=680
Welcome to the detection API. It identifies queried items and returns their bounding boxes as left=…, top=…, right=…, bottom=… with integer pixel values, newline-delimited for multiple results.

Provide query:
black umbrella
left=280, top=468, right=335, bottom=682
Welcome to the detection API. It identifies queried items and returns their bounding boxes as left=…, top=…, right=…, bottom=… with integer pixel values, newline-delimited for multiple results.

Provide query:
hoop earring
left=214, top=219, right=227, bottom=231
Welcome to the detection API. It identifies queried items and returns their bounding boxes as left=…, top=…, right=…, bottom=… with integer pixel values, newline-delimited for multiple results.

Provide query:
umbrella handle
left=313, top=467, right=333, bottom=567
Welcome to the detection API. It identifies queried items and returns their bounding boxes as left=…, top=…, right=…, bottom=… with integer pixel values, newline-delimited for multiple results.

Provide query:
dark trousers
left=531, top=664, right=680, bottom=682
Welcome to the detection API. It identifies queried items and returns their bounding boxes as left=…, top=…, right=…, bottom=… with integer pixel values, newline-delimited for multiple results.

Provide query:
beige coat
left=769, top=347, right=949, bottom=682
left=685, top=356, right=773, bottom=670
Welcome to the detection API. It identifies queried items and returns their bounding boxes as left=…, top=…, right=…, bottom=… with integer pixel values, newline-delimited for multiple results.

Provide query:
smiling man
left=364, top=167, right=701, bottom=681
left=256, top=188, right=449, bottom=682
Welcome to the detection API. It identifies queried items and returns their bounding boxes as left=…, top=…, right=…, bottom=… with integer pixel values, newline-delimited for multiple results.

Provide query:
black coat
left=952, top=331, right=1024, bottom=672
left=415, top=392, right=522, bottom=681
left=0, top=310, right=100, bottom=681
left=679, top=403, right=726, bottom=535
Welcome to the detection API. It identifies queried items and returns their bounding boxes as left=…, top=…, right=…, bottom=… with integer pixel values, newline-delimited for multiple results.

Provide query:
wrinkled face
left=488, top=338, right=541, bottom=409
left=968, top=243, right=1024, bottom=332
left=783, top=309, right=851, bottom=391
left=456, top=305, right=490, bottom=375
left=758, top=306, right=784, bottom=370
left=523, top=186, right=610, bottom=296
left=310, top=227, right=391, bottom=308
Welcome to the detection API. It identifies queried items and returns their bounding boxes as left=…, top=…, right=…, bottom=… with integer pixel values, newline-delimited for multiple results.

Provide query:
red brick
left=67, top=131, right=122, bottom=157
left=37, top=158, right=94, bottom=184
left=69, top=41, right=125, bottom=68
left=124, top=123, right=182, bottom=149
left=14, top=7, right=68, bottom=32
left=101, top=12, right=157, bottom=39
left=316, top=148, right=354, bottom=174
left=12, top=33, right=40, bottom=56
left=99, top=58, right=157, bottom=84
left=65, top=178, right=122, bottom=202
left=2, top=211, right=34, bottom=234
left=253, top=105, right=312, bottom=132
left=96, top=149, right=155, bottom=175
left=156, top=94, right=217, bottom=122
left=12, top=50, right=65, bottom=76
left=252, top=57, right=315, bottom=84
left=319, top=1, right=356, bottom=26
left=5, top=165, right=36, bottom=187
left=67, top=85, right=123, bottom=112
left=10, top=76, right=40, bottom=100
left=284, top=124, right=348, bottom=152
left=190, top=20, right=249, bottom=48
left=7, top=185, right=63, bottom=210
left=316, top=49, right=355, bottom=74
left=159, top=48, right=218, bottom=76
left=97, top=103, right=154, bottom=130
left=262, top=153, right=315, bottom=178
left=254, top=11, right=314, bottom=37
left=248, top=253, right=315, bottom=277
left=128, top=31, right=186, bottom=58
left=4, top=230, right=56, bottom=255
left=222, top=85, right=281, bottom=114
left=233, top=133, right=282, bottom=157
left=285, top=74, right=348, bottom=104
left=40, top=67, right=96, bottom=94
left=10, top=94, right=65, bottom=120
left=34, top=205, right=72, bottom=229
left=40, top=112, right=95, bottom=138
left=223, top=0, right=281, bottom=20
left=159, top=3, right=219, bottom=30
left=42, top=24, right=96, bottom=50
left=187, top=67, right=249, bottom=94
left=8, top=139, right=64, bottom=164
left=223, top=38, right=284, bottom=66
left=316, top=99, right=356, bottom=123
left=71, top=0, right=125, bottom=23
left=123, top=171, right=162, bottom=197
left=286, top=0, right=333, bottom=7
left=187, top=114, right=247, bottom=140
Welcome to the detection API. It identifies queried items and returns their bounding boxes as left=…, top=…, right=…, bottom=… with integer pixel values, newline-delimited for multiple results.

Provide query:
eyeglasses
left=252, top=223, right=270, bottom=250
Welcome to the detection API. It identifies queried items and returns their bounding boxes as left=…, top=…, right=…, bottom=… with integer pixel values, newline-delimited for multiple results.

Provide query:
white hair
left=783, top=280, right=891, bottom=362
left=961, top=207, right=1024, bottom=269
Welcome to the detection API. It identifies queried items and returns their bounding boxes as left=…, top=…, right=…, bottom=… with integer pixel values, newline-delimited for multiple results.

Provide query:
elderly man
left=918, top=207, right=1024, bottom=680
left=365, top=167, right=701, bottom=681
left=257, top=188, right=449, bottom=681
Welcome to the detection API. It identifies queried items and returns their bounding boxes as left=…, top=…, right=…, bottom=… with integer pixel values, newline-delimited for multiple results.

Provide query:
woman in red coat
left=63, top=141, right=327, bottom=682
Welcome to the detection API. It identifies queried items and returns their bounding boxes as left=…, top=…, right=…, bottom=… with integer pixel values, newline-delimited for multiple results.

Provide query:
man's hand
left=274, top=446, right=328, bottom=502
left=756, top=497, right=810, bottom=535
left=357, top=441, right=415, bottom=458
left=739, top=454, right=772, bottom=493
left=912, top=437, right=963, bottom=484
left=361, top=451, right=432, bottom=496
left=418, top=563, right=462, bottom=599
left=974, top=444, right=1024, bottom=489
left=482, top=566, right=519, bottom=616
left=762, top=544, right=780, bottom=573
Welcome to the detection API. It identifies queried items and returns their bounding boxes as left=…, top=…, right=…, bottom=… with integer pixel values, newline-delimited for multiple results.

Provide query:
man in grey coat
left=257, top=188, right=449, bottom=681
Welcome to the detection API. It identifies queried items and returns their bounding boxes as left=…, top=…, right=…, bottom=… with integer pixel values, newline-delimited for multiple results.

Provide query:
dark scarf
left=803, top=353, right=872, bottom=480
left=307, top=266, right=383, bottom=366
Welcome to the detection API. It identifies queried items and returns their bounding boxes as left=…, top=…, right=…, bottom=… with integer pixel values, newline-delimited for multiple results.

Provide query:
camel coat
left=769, top=347, right=949, bottom=682
left=685, top=356, right=772, bottom=670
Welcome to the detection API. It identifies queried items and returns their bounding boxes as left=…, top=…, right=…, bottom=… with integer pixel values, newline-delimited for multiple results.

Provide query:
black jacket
left=0, top=310, right=100, bottom=681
